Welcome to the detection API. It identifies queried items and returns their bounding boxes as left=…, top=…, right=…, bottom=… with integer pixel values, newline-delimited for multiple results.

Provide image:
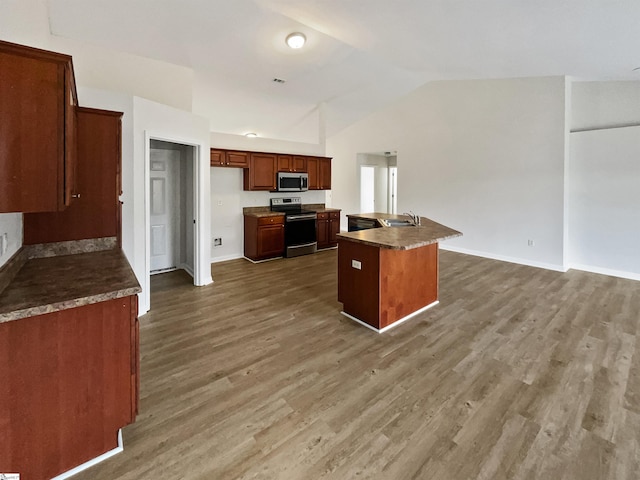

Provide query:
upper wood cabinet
left=318, top=157, right=332, bottom=190
left=243, top=152, right=277, bottom=191
left=0, top=40, right=78, bottom=213
left=23, top=107, right=123, bottom=245
left=211, top=149, right=249, bottom=168
left=306, top=157, right=332, bottom=190
left=210, top=144, right=332, bottom=191
left=278, top=154, right=307, bottom=172
left=307, top=157, right=319, bottom=189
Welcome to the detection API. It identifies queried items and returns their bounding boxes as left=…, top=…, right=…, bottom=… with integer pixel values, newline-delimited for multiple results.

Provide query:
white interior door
left=360, top=165, right=375, bottom=213
left=150, top=151, right=178, bottom=272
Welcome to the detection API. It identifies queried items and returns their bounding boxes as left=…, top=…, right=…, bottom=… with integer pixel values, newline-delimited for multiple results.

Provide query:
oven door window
left=285, top=219, right=316, bottom=246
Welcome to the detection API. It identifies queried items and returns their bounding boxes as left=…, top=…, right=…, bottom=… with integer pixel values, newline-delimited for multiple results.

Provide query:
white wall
left=568, top=126, right=640, bottom=279
left=209, top=132, right=328, bottom=263
left=0, top=214, right=22, bottom=266
left=328, top=76, right=568, bottom=270
left=567, top=81, right=640, bottom=280
left=572, top=81, right=640, bottom=131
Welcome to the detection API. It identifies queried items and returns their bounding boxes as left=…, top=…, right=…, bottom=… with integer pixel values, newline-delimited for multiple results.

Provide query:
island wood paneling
left=337, top=239, right=380, bottom=327
left=338, top=239, right=438, bottom=330
left=379, top=242, right=438, bottom=328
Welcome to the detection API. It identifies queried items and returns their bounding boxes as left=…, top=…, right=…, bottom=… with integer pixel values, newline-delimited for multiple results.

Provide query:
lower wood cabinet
left=244, top=215, right=285, bottom=261
left=317, top=210, right=340, bottom=249
left=0, top=296, right=139, bottom=480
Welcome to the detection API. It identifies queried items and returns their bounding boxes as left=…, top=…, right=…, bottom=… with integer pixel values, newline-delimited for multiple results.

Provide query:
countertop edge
left=0, top=286, right=142, bottom=323
left=337, top=231, right=462, bottom=250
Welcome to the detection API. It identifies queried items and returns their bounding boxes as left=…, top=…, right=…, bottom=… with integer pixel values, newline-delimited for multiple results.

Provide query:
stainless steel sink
left=380, top=219, right=416, bottom=227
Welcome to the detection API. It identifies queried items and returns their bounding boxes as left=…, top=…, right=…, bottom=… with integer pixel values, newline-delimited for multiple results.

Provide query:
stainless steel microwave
left=277, top=171, right=308, bottom=192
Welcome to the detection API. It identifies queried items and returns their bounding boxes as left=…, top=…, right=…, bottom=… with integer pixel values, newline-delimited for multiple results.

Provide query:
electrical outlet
left=527, top=239, right=535, bottom=247
left=217, top=200, right=223, bottom=206
left=351, top=259, right=362, bottom=270
left=213, top=237, right=222, bottom=247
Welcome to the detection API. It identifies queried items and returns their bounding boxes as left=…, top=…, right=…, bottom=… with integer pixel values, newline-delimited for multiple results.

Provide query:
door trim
left=144, top=131, right=206, bottom=312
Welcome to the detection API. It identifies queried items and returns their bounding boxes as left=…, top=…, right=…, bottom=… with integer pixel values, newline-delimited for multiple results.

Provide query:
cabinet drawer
left=317, top=212, right=329, bottom=220
left=329, top=211, right=340, bottom=219
left=258, top=215, right=284, bottom=226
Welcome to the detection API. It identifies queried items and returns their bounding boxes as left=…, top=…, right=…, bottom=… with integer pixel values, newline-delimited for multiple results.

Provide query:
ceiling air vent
left=272, top=78, right=286, bottom=84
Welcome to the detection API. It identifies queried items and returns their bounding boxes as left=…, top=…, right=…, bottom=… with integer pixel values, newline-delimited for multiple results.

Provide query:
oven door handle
left=286, top=214, right=317, bottom=222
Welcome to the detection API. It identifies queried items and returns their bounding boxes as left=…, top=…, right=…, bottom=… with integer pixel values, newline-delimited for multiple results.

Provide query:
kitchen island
left=337, top=214, right=461, bottom=333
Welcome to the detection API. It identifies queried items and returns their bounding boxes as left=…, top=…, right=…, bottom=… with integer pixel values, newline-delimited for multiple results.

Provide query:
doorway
left=149, top=139, right=195, bottom=277
left=358, top=152, right=397, bottom=214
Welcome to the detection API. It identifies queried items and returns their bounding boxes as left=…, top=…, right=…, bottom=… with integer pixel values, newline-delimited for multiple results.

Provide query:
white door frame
left=144, top=131, right=203, bottom=310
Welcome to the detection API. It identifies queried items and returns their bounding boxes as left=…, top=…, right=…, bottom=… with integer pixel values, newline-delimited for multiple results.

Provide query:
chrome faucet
left=403, top=211, right=421, bottom=226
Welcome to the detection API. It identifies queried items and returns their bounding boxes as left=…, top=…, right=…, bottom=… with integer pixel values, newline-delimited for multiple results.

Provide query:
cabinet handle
left=72, top=193, right=81, bottom=199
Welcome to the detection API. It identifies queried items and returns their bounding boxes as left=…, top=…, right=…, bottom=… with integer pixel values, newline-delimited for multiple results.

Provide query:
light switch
left=352, top=259, right=362, bottom=270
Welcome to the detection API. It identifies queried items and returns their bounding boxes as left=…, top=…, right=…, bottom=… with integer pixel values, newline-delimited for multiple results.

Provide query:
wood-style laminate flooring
left=74, top=249, right=640, bottom=480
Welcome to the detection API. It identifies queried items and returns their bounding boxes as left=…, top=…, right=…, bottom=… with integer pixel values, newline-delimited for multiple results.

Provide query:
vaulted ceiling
left=48, top=0, right=640, bottom=143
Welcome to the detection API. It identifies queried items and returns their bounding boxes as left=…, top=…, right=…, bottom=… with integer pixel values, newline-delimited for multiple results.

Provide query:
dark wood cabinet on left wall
left=0, top=40, right=78, bottom=213
left=23, top=107, right=123, bottom=245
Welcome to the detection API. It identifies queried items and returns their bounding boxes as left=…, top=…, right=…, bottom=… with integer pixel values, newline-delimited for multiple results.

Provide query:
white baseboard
left=568, top=263, right=640, bottom=282
left=341, top=300, right=439, bottom=334
left=51, top=429, right=123, bottom=480
left=179, top=263, right=194, bottom=278
left=439, top=245, right=567, bottom=272
left=242, top=256, right=283, bottom=264
left=210, top=253, right=244, bottom=264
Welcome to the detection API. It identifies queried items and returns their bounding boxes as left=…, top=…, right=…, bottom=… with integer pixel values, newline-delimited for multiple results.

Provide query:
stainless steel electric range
left=270, top=197, right=317, bottom=258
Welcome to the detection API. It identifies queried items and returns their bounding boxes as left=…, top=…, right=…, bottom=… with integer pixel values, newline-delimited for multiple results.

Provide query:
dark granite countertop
left=243, top=204, right=341, bottom=217
left=338, top=213, right=462, bottom=250
left=0, top=248, right=141, bottom=323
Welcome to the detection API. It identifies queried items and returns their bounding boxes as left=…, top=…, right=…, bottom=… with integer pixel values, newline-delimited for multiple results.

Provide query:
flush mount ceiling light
left=244, top=132, right=258, bottom=138
left=286, top=32, right=306, bottom=49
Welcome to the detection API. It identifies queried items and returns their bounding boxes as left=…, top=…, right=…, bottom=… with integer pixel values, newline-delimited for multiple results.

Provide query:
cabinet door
left=0, top=49, right=63, bottom=212
left=64, top=65, right=78, bottom=207
left=319, top=158, right=332, bottom=190
left=226, top=151, right=249, bottom=168
left=244, top=153, right=277, bottom=190
left=316, top=214, right=329, bottom=248
left=210, top=149, right=226, bottom=166
left=277, top=154, right=292, bottom=172
left=23, top=107, right=123, bottom=244
left=292, top=156, right=307, bottom=172
left=258, top=224, right=285, bottom=258
left=307, top=157, right=319, bottom=190
left=329, top=215, right=340, bottom=246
